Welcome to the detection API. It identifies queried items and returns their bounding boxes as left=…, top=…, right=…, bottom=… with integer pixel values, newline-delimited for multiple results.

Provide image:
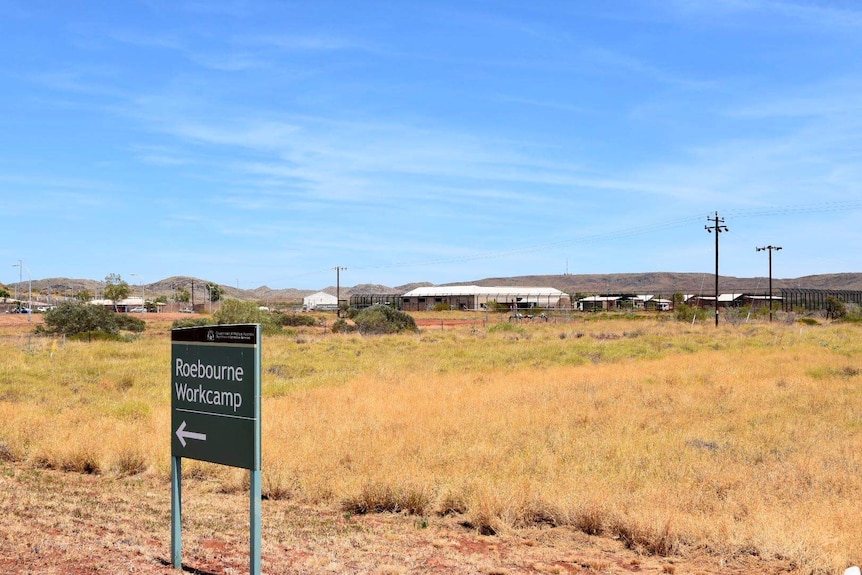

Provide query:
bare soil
left=0, top=311, right=190, bottom=328
left=0, top=463, right=794, bottom=575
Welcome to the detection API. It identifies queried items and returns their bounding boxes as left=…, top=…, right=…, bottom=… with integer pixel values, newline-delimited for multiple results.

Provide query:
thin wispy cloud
left=577, top=47, right=716, bottom=90
left=3, top=1, right=861, bottom=287
left=250, top=34, right=367, bottom=53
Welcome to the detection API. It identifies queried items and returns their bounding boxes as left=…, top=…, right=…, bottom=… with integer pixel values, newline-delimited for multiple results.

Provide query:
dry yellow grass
left=1, top=313, right=861, bottom=573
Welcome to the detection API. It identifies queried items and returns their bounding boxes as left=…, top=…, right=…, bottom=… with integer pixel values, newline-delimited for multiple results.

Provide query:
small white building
left=303, top=291, right=338, bottom=311
left=90, top=297, right=146, bottom=312
left=576, top=295, right=620, bottom=311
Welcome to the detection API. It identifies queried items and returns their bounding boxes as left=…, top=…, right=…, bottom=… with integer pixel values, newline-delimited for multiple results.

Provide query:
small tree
left=103, top=273, right=131, bottom=311
left=0, top=284, right=9, bottom=302
left=150, top=295, right=168, bottom=312
left=40, top=302, right=118, bottom=336
left=174, top=288, right=191, bottom=304
left=37, top=301, right=142, bottom=339
left=206, top=283, right=224, bottom=303
left=74, top=289, right=93, bottom=302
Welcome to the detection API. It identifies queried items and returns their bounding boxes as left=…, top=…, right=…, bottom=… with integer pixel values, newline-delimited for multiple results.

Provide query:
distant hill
left=6, top=272, right=862, bottom=304
left=446, top=272, right=862, bottom=295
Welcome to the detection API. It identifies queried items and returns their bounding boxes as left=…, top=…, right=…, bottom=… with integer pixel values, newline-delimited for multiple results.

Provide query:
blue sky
left=2, top=1, right=861, bottom=290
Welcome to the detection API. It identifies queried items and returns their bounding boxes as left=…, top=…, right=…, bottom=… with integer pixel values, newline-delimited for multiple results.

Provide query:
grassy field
left=1, top=311, right=861, bottom=573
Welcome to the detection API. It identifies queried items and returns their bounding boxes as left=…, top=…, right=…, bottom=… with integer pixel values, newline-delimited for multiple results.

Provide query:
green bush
left=171, top=317, right=212, bottom=330
left=674, top=304, right=707, bottom=323
left=488, top=321, right=524, bottom=334
left=214, top=299, right=281, bottom=334
left=841, top=303, right=862, bottom=323
left=115, top=314, right=145, bottom=333
left=332, top=318, right=356, bottom=333
left=37, top=302, right=122, bottom=337
left=68, top=330, right=124, bottom=342
left=484, top=300, right=509, bottom=313
left=278, top=313, right=319, bottom=327
left=826, top=296, right=847, bottom=320
left=353, top=305, right=418, bottom=335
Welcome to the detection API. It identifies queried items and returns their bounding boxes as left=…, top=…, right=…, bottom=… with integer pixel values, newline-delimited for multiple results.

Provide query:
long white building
left=400, top=286, right=569, bottom=311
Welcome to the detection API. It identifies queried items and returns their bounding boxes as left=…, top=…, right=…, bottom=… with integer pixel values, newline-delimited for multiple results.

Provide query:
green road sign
left=171, top=324, right=261, bottom=470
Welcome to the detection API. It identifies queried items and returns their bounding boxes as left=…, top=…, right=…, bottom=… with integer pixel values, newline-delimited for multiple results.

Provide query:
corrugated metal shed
left=303, top=291, right=338, bottom=311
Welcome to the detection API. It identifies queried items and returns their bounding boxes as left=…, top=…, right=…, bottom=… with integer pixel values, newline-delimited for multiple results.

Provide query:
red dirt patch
left=0, top=463, right=796, bottom=574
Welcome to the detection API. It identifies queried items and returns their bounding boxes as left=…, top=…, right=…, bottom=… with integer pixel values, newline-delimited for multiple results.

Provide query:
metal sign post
left=170, top=324, right=261, bottom=574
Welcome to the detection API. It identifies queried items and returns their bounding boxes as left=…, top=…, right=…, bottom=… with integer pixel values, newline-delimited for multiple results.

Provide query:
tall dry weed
left=3, top=317, right=862, bottom=572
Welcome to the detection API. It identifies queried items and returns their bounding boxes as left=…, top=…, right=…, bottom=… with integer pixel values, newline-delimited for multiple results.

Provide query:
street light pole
left=333, top=266, right=346, bottom=317
left=756, top=245, right=782, bottom=322
left=131, top=273, right=145, bottom=312
left=12, top=260, right=32, bottom=322
left=13, top=262, right=20, bottom=302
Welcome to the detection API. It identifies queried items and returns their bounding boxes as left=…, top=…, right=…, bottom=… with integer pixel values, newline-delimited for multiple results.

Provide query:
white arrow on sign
left=175, top=420, right=207, bottom=447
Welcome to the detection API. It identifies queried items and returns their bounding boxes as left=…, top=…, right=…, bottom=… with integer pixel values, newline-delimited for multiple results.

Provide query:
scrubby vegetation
left=4, top=313, right=862, bottom=572
left=169, top=317, right=212, bottom=330
left=213, top=299, right=281, bottom=334
left=330, top=317, right=356, bottom=333
left=673, top=303, right=708, bottom=323
left=35, top=302, right=145, bottom=340
left=350, top=304, right=418, bottom=335
left=277, top=312, right=319, bottom=327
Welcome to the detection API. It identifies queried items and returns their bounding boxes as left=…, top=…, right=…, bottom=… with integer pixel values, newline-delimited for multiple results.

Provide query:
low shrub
left=353, top=305, right=418, bottom=335
left=37, top=302, right=122, bottom=337
left=488, top=321, right=524, bottom=334
left=114, top=314, right=145, bottom=333
left=278, top=313, right=319, bottom=327
left=674, top=304, right=707, bottom=323
left=171, top=317, right=212, bottom=329
left=214, top=299, right=281, bottom=334
left=331, top=318, right=356, bottom=333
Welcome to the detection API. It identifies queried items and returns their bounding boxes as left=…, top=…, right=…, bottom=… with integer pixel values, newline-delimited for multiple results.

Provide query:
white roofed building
left=575, top=295, right=620, bottom=312
left=90, top=297, right=145, bottom=312
left=302, top=291, right=338, bottom=311
left=400, top=286, right=569, bottom=311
